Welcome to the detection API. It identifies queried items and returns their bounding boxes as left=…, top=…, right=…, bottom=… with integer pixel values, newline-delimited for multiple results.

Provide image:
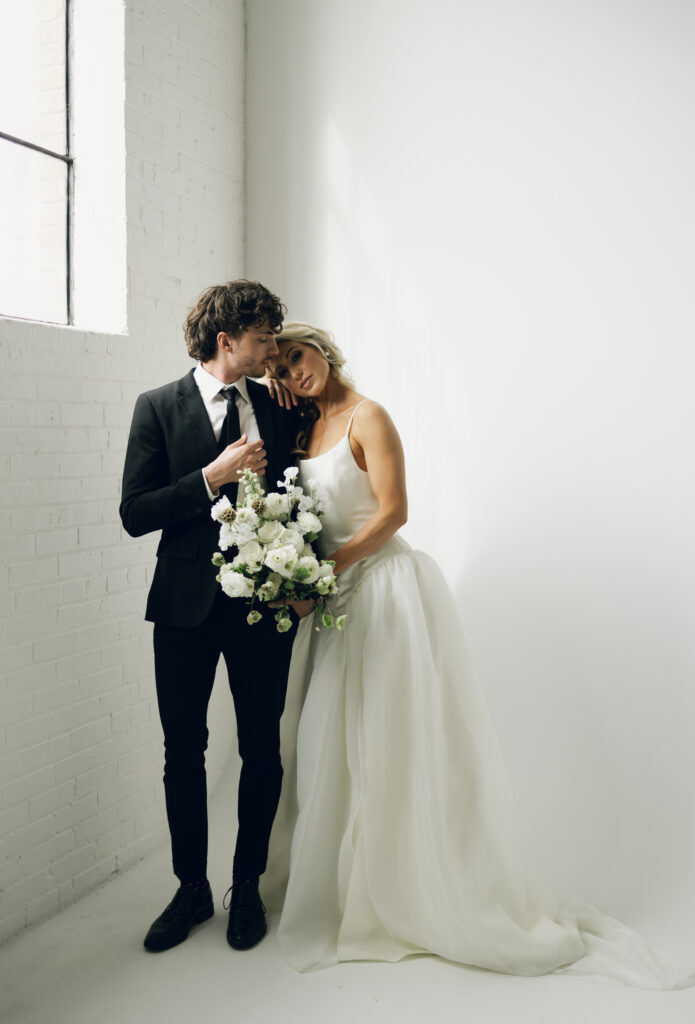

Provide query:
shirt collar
left=194, top=363, right=250, bottom=404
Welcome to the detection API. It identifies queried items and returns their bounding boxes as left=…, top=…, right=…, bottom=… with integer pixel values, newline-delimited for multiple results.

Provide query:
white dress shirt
left=193, top=363, right=268, bottom=500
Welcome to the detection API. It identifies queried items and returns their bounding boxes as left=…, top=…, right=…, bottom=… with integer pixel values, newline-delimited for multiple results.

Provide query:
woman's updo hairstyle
left=271, top=322, right=355, bottom=456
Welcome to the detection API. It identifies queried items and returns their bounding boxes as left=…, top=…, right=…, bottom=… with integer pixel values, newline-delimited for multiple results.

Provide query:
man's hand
left=204, top=435, right=268, bottom=492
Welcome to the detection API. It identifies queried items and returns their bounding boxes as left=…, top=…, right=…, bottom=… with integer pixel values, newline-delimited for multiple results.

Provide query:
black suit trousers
left=153, top=590, right=297, bottom=883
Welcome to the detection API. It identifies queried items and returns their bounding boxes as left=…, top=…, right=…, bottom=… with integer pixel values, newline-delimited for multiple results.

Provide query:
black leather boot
left=225, top=880, right=267, bottom=950
left=143, top=881, right=214, bottom=952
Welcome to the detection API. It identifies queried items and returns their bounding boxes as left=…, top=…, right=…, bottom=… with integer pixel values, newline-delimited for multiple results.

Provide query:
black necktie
left=217, top=387, right=242, bottom=501
left=219, top=386, right=241, bottom=450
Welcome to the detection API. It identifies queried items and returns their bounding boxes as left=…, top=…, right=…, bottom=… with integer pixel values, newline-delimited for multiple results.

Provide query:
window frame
left=0, top=0, right=73, bottom=325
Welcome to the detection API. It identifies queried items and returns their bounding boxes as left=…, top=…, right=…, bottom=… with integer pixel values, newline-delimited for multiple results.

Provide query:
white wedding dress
left=264, top=402, right=693, bottom=988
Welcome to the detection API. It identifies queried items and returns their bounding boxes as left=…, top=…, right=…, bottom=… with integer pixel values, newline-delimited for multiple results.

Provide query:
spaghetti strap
left=345, top=399, right=369, bottom=437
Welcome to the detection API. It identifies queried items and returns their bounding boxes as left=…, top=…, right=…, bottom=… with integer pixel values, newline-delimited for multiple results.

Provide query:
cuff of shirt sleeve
left=202, top=468, right=219, bottom=502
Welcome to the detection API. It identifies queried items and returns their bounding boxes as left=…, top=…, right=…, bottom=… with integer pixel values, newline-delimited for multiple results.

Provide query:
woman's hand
left=270, top=598, right=316, bottom=619
left=256, top=375, right=298, bottom=409
left=288, top=599, right=315, bottom=619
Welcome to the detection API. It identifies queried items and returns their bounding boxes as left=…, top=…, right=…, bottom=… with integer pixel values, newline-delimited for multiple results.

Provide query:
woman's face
left=270, top=340, right=330, bottom=398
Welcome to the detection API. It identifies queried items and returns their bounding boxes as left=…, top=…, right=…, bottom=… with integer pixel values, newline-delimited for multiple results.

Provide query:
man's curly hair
left=184, top=280, right=286, bottom=362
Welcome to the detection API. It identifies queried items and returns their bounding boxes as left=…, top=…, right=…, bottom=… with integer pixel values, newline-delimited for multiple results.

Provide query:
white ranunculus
left=297, top=510, right=321, bottom=535
left=293, top=555, right=321, bottom=585
left=219, top=572, right=255, bottom=599
left=284, top=528, right=305, bottom=555
left=264, top=493, right=289, bottom=520
left=264, top=544, right=297, bottom=578
left=238, top=540, right=265, bottom=572
left=317, top=562, right=335, bottom=578
left=257, top=520, right=285, bottom=545
left=232, top=522, right=256, bottom=548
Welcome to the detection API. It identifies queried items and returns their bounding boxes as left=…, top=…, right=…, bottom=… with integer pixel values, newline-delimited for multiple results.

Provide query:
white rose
left=297, top=510, right=321, bottom=535
left=263, top=545, right=297, bottom=578
left=258, top=520, right=285, bottom=545
left=264, top=493, right=289, bottom=520
left=293, top=555, right=321, bottom=585
left=219, top=572, right=255, bottom=599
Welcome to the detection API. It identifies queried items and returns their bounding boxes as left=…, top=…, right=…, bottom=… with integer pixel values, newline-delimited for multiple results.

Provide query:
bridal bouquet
left=210, top=467, right=345, bottom=633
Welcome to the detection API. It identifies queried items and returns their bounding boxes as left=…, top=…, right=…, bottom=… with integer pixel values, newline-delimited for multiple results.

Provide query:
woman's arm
left=329, top=401, right=408, bottom=575
left=283, top=401, right=407, bottom=619
left=254, top=374, right=298, bottom=408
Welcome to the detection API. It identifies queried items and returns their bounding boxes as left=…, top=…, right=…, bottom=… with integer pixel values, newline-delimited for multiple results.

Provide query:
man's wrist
left=202, top=466, right=220, bottom=500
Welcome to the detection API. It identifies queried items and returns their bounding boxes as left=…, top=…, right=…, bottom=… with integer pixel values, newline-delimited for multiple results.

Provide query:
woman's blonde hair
left=269, top=322, right=355, bottom=455
left=272, top=322, right=354, bottom=388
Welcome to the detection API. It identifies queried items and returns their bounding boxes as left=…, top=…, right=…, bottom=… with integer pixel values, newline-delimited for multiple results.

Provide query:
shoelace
left=223, top=883, right=266, bottom=913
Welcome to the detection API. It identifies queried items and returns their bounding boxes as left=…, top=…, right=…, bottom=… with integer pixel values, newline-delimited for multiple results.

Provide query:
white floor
left=2, top=768, right=695, bottom=1024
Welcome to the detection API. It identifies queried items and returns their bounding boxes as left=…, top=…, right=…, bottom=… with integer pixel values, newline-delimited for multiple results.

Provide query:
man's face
left=224, top=321, right=279, bottom=378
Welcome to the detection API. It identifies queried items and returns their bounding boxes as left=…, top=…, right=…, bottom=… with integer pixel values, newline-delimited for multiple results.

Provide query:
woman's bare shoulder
left=352, top=397, right=394, bottom=424
left=350, top=398, right=401, bottom=444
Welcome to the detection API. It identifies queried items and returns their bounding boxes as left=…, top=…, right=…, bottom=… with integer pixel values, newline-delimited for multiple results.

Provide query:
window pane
left=0, top=138, right=67, bottom=324
left=0, top=0, right=67, bottom=154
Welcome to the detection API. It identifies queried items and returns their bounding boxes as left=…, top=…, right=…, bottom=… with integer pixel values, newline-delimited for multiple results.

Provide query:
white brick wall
left=0, top=0, right=245, bottom=944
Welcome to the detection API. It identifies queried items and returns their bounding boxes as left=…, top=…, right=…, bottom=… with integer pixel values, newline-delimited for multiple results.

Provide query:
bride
left=261, top=321, right=691, bottom=989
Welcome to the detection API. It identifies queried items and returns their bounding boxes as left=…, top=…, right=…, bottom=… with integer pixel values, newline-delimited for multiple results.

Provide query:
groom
left=120, top=280, right=299, bottom=953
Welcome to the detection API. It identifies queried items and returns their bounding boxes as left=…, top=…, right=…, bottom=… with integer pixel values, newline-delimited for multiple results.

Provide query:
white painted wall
left=247, top=0, right=695, bottom=930
left=0, top=0, right=245, bottom=943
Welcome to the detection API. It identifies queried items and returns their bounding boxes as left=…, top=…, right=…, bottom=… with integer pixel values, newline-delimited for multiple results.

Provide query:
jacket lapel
left=176, top=369, right=219, bottom=464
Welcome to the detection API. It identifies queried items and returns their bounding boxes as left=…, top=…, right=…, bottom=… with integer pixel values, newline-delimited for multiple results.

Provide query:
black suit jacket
left=120, top=369, right=298, bottom=628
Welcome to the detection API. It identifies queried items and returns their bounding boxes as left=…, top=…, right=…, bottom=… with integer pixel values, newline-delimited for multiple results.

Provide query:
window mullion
left=0, top=131, right=71, bottom=165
